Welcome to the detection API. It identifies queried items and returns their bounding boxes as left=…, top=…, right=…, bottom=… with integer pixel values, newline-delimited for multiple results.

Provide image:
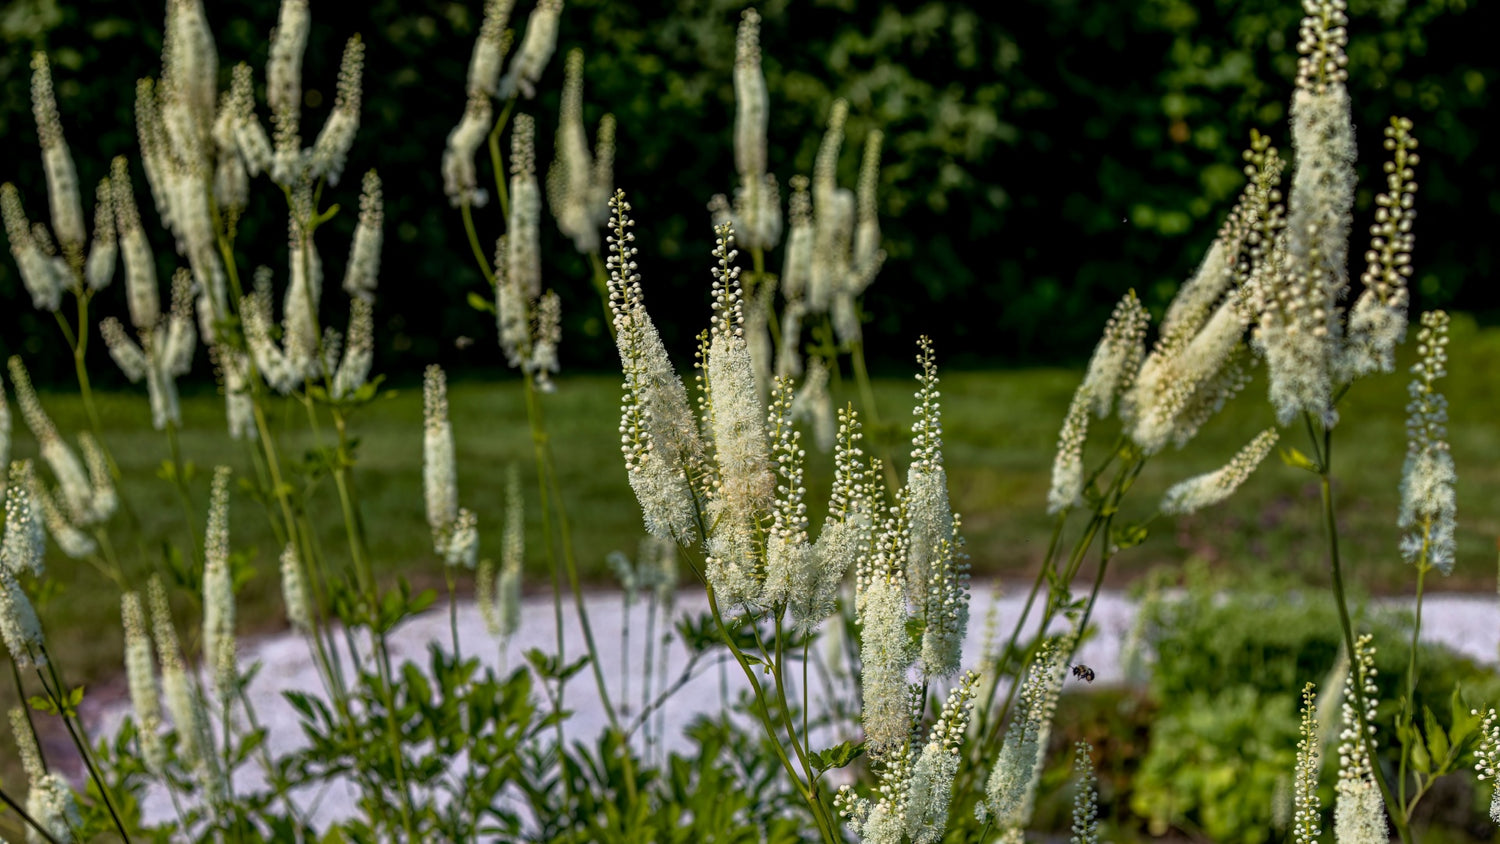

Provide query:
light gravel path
left=87, top=583, right=1499, bottom=829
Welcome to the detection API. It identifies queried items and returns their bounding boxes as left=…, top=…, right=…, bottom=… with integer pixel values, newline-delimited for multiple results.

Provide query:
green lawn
left=5, top=320, right=1499, bottom=727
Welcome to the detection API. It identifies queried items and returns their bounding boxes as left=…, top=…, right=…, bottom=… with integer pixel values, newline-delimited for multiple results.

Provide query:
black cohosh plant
left=0, top=0, right=1497, bottom=842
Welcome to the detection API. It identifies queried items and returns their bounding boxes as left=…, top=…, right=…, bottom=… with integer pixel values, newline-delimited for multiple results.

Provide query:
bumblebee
left=1070, top=664, right=1096, bottom=683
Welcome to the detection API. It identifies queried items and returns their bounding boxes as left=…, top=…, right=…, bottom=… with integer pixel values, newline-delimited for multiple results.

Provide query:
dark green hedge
left=2, top=0, right=1492, bottom=382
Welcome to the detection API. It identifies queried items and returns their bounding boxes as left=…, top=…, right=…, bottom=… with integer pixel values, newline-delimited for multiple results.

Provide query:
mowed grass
left=4, top=319, right=1499, bottom=745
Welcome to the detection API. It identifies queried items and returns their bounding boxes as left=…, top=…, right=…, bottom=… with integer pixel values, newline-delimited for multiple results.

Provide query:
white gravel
left=86, top=583, right=1499, bottom=829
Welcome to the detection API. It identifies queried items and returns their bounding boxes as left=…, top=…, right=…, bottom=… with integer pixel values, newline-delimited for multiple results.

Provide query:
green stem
left=700, top=581, right=838, bottom=844
left=974, top=512, right=1065, bottom=742
left=1399, top=529, right=1431, bottom=818
left=588, top=250, right=617, bottom=343
left=1312, top=421, right=1412, bottom=844
left=0, top=786, right=64, bottom=844
left=36, top=650, right=131, bottom=843
left=165, top=421, right=204, bottom=565
left=486, top=97, right=518, bottom=220
left=460, top=199, right=496, bottom=285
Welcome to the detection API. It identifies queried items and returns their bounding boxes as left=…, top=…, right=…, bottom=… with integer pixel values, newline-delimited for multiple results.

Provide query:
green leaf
left=467, top=291, right=496, bottom=313
left=1423, top=704, right=1450, bottom=765
left=1112, top=522, right=1149, bottom=551
left=1408, top=721, right=1431, bottom=774
left=28, top=695, right=58, bottom=715
left=1279, top=447, right=1318, bottom=473
left=811, top=740, right=865, bottom=772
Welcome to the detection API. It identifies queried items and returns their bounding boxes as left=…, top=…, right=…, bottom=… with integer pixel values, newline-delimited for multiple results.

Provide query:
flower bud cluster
left=1159, top=428, right=1279, bottom=515
left=978, top=633, right=1072, bottom=834
left=1070, top=742, right=1101, bottom=844
left=1334, top=633, right=1387, bottom=844
left=1, top=465, right=48, bottom=668
left=547, top=49, right=614, bottom=253
left=1472, top=707, right=1500, bottom=824
left=8, top=358, right=118, bottom=541
left=202, top=466, right=238, bottom=703
left=1293, top=682, right=1322, bottom=844
left=1397, top=310, right=1455, bottom=574
left=424, top=365, right=481, bottom=569
left=1341, top=118, right=1418, bottom=379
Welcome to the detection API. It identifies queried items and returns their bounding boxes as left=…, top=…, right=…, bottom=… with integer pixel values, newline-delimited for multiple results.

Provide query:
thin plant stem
left=35, top=649, right=131, bottom=843
left=165, top=421, right=203, bottom=564
left=0, top=786, right=64, bottom=844
left=1310, top=420, right=1412, bottom=844
left=588, top=250, right=617, bottom=342
left=445, top=566, right=462, bottom=661
left=1398, top=524, right=1432, bottom=817
left=486, top=96, right=518, bottom=220
left=974, top=512, right=1065, bottom=743
left=698, top=577, right=839, bottom=844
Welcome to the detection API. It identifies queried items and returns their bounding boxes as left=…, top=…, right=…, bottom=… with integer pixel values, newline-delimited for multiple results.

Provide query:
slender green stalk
left=0, top=786, right=64, bottom=844
left=486, top=97, right=518, bottom=220
left=445, top=566, right=462, bottom=662
left=165, top=421, right=204, bottom=565
left=460, top=199, right=495, bottom=284
left=1310, top=421, right=1412, bottom=844
left=974, top=512, right=1065, bottom=743
left=587, top=250, right=617, bottom=342
left=699, top=577, right=839, bottom=844
left=35, top=649, right=131, bottom=843
left=1398, top=523, right=1432, bottom=817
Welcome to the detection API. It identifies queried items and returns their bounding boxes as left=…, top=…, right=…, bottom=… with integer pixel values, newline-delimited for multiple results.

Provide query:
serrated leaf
left=811, top=739, right=865, bottom=772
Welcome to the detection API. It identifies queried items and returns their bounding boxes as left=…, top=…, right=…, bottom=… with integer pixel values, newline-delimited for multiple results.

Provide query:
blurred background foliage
left=0, top=0, right=1494, bottom=382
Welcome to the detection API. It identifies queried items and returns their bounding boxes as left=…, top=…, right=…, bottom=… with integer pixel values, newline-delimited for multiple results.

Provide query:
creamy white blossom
left=906, top=338, right=966, bottom=678
left=123, top=591, right=167, bottom=774
left=277, top=542, right=312, bottom=633
left=443, top=92, right=493, bottom=208
left=607, top=192, right=702, bottom=544
left=1159, top=428, right=1279, bottom=515
left=1340, top=118, right=1417, bottom=381
left=508, top=114, right=542, bottom=299
left=1294, top=682, right=1322, bottom=844
left=32, top=52, right=86, bottom=258
left=1472, top=707, right=1500, bottom=825
left=1334, top=634, right=1388, bottom=844
left=267, top=0, right=311, bottom=184
left=85, top=176, right=117, bottom=291
left=497, top=464, right=524, bottom=638
left=333, top=296, right=375, bottom=400
left=2, top=183, right=64, bottom=311
left=789, top=355, right=835, bottom=452
left=547, top=49, right=611, bottom=253
left=309, top=35, right=364, bottom=186
left=467, top=0, right=516, bottom=97
left=423, top=365, right=460, bottom=552
left=499, top=0, right=563, bottom=99
left=1080, top=290, right=1150, bottom=418
left=796, top=406, right=877, bottom=631
left=1047, top=387, right=1091, bottom=515
left=2, top=463, right=45, bottom=578
left=1398, top=310, right=1455, bottom=574
left=1256, top=0, right=1355, bottom=427
left=343, top=170, right=383, bottom=299
left=978, top=634, right=1071, bottom=831
left=858, top=565, right=913, bottom=754
left=202, top=466, right=237, bottom=703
